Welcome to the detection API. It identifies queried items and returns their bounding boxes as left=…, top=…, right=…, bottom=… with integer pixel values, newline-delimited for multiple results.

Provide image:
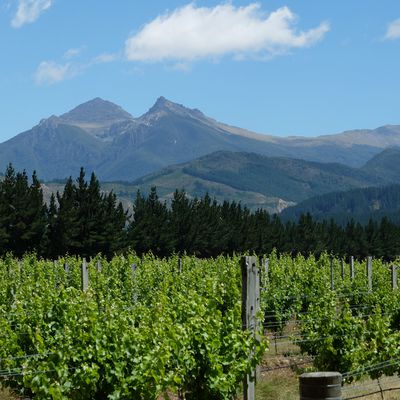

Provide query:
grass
left=0, top=387, right=19, bottom=400
left=256, top=369, right=299, bottom=400
left=256, top=371, right=400, bottom=400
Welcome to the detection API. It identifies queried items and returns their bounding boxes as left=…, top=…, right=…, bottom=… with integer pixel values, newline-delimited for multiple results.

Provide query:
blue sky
left=1, top=1, right=400, bottom=142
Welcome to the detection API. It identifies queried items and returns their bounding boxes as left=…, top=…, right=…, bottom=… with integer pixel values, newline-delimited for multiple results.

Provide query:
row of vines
left=1, top=252, right=400, bottom=399
left=0, top=254, right=265, bottom=399
left=263, top=251, right=400, bottom=382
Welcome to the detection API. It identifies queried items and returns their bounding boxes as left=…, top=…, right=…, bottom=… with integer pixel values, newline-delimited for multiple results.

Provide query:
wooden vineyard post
left=263, top=258, right=269, bottom=286
left=349, top=256, right=355, bottom=280
left=330, top=256, right=334, bottom=290
left=391, top=265, right=398, bottom=290
left=82, top=258, right=89, bottom=291
left=341, top=259, right=345, bottom=280
left=131, top=264, right=138, bottom=302
left=53, top=260, right=58, bottom=289
left=96, top=260, right=102, bottom=272
left=366, top=256, right=373, bottom=292
left=178, top=258, right=182, bottom=273
left=64, top=262, right=69, bottom=286
left=241, top=256, right=260, bottom=400
left=8, top=262, right=16, bottom=301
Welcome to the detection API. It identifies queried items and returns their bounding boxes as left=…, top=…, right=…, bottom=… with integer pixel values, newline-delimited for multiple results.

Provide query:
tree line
left=0, top=165, right=399, bottom=260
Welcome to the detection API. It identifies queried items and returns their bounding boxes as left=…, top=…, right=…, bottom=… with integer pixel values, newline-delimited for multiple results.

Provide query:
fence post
left=131, top=263, right=138, bottom=302
left=341, top=259, right=345, bottom=280
left=241, top=256, right=260, bottom=400
left=82, top=258, right=89, bottom=291
left=330, top=256, right=334, bottom=290
left=366, top=256, right=373, bottom=292
left=96, top=260, right=102, bottom=272
left=53, top=260, right=58, bottom=289
left=349, top=256, right=355, bottom=280
left=178, top=258, right=182, bottom=273
left=391, top=265, right=398, bottom=290
left=264, top=258, right=269, bottom=285
left=299, top=372, right=342, bottom=399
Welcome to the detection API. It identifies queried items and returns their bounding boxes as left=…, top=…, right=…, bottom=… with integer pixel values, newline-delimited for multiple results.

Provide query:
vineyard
left=1, top=252, right=400, bottom=399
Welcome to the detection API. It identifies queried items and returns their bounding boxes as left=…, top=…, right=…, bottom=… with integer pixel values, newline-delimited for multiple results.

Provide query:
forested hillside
left=281, top=184, right=400, bottom=224
left=1, top=165, right=400, bottom=260
left=126, top=150, right=395, bottom=213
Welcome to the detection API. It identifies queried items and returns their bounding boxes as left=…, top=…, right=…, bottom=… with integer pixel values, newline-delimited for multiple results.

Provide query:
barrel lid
left=300, top=372, right=342, bottom=385
left=301, top=372, right=342, bottom=378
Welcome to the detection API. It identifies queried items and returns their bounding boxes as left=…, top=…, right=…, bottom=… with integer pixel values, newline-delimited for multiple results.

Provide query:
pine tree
left=170, top=190, right=194, bottom=254
left=99, top=191, right=128, bottom=257
left=23, top=171, right=47, bottom=254
left=0, top=164, right=15, bottom=252
left=43, top=193, right=59, bottom=258
left=190, top=194, right=220, bottom=257
left=379, top=217, right=400, bottom=260
left=55, top=177, right=80, bottom=255
left=365, top=219, right=381, bottom=258
left=295, top=213, right=317, bottom=255
left=0, top=166, right=46, bottom=256
left=128, top=188, right=170, bottom=256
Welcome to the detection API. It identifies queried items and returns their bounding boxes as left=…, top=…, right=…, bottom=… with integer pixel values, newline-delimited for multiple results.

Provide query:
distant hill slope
left=41, top=148, right=400, bottom=215
left=1, top=97, right=400, bottom=181
left=361, top=147, right=400, bottom=182
left=280, top=184, right=400, bottom=224
left=120, top=151, right=390, bottom=212
left=281, top=148, right=400, bottom=221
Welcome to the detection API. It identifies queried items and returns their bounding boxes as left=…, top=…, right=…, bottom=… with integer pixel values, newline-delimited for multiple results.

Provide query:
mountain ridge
left=1, top=97, right=400, bottom=181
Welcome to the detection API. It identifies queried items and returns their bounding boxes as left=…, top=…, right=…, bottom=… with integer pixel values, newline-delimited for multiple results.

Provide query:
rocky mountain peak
left=60, top=97, right=133, bottom=124
left=56, top=98, right=134, bottom=140
left=149, top=96, right=186, bottom=113
left=141, top=96, right=206, bottom=124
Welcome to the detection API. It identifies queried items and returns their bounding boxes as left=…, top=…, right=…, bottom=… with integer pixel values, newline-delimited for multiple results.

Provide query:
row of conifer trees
left=0, top=164, right=399, bottom=259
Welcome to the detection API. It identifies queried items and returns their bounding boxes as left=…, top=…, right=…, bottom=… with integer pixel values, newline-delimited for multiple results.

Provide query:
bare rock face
left=61, top=97, right=133, bottom=124
left=59, top=97, right=134, bottom=140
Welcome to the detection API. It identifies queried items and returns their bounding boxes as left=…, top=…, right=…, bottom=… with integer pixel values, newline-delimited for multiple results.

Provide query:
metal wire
left=343, top=386, right=400, bottom=400
left=343, top=359, right=400, bottom=378
left=260, top=358, right=314, bottom=372
left=0, top=366, right=77, bottom=378
left=342, top=376, right=400, bottom=392
left=0, top=352, right=55, bottom=363
left=269, top=327, right=396, bottom=346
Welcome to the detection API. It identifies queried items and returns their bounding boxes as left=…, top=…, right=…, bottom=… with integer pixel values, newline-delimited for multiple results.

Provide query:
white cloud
left=385, top=18, right=400, bottom=40
left=12, top=0, right=53, bottom=28
left=34, top=61, right=76, bottom=85
left=93, top=53, right=118, bottom=63
left=125, top=3, right=329, bottom=63
left=34, top=50, right=119, bottom=85
left=63, top=48, right=84, bottom=60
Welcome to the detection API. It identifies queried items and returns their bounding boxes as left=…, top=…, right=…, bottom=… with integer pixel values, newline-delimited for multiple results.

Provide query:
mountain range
left=2, top=97, right=400, bottom=215
left=2, top=97, right=400, bottom=182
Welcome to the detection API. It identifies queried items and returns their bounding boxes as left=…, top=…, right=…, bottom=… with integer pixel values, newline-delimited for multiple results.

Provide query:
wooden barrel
left=299, top=372, right=342, bottom=400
